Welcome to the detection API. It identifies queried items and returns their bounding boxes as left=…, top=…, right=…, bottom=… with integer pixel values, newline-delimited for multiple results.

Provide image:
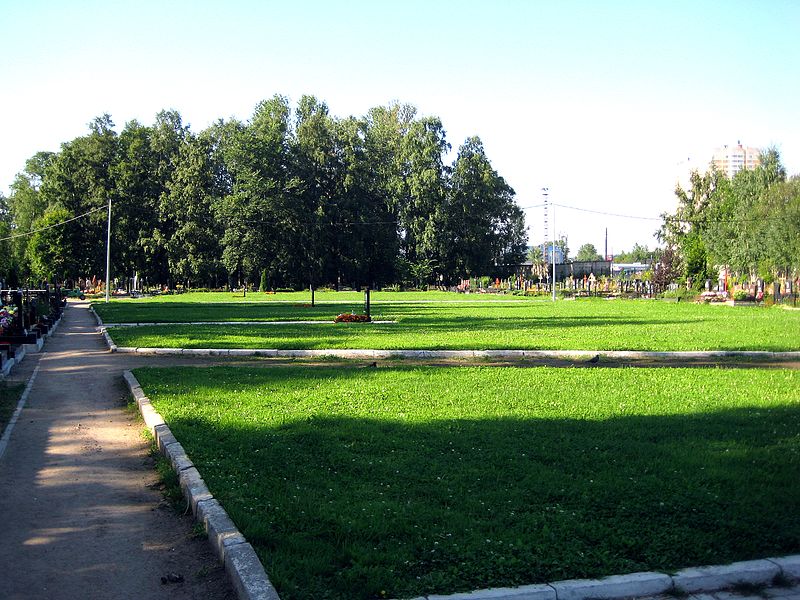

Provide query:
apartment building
left=711, top=142, right=761, bottom=178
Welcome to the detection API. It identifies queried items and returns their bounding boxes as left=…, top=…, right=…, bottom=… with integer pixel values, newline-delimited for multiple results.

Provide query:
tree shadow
left=146, top=369, right=800, bottom=600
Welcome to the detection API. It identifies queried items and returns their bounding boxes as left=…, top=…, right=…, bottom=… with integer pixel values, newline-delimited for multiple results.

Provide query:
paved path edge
left=123, top=370, right=281, bottom=600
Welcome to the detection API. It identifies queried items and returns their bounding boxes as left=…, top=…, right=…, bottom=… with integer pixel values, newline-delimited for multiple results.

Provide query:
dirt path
left=0, top=303, right=234, bottom=600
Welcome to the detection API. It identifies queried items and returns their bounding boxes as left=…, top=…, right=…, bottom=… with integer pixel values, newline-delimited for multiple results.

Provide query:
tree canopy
left=575, top=243, right=602, bottom=262
left=4, top=98, right=528, bottom=290
left=659, top=149, right=798, bottom=285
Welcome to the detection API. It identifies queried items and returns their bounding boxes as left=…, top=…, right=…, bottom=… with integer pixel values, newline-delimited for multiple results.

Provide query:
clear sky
left=2, top=0, right=798, bottom=255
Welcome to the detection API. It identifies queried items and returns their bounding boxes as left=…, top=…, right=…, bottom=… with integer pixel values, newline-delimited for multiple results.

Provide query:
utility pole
left=105, top=197, right=111, bottom=303
left=551, top=198, right=556, bottom=302
left=542, top=187, right=549, bottom=289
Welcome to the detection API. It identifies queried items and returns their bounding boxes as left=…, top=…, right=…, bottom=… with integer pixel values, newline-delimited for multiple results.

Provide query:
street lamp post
left=105, top=197, right=111, bottom=303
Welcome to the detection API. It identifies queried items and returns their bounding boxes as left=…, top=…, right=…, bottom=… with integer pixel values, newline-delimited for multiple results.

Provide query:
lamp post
left=105, top=197, right=111, bottom=303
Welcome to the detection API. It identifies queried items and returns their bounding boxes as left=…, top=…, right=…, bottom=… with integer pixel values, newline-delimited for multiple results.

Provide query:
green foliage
left=614, top=243, right=659, bottom=264
left=575, top=243, right=602, bottom=262
left=0, top=382, right=25, bottom=432
left=437, top=137, right=527, bottom=280
left=662, top=148, right=797, bottom=283
left=135, top=365, right=800, bottom=600
left=27, top=205, right=80, bottom=282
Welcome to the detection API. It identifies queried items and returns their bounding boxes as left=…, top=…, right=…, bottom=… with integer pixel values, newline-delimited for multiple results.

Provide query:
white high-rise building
left=712, top=142, right=761, bottom=178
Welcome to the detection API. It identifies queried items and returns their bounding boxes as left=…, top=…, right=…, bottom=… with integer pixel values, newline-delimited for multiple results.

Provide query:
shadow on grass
left=160, top=399, right=800, bottom=600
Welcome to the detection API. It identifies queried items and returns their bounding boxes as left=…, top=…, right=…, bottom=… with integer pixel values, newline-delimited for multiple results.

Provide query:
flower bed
left=333, top=313, right=371, bottom=323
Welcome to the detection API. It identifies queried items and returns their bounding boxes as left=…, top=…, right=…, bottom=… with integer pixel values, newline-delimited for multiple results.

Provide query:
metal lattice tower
left=542, top=188, right=549, bottom=276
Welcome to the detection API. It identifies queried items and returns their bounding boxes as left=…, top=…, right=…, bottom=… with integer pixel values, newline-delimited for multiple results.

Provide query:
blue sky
left=2, top=0, right=798, bottom=254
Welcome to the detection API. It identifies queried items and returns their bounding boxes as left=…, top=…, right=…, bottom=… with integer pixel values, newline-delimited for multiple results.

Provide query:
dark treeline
left=1, top=96, right=527, bottom=291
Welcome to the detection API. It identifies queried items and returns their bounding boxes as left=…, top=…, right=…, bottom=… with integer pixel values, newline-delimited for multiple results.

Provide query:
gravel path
left=0, top=302, right=234, bottom=600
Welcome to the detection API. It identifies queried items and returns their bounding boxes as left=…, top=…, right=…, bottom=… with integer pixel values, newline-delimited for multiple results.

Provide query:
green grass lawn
left=93, top=290, right=532, bottom=322
left=107, top=299, right=800, bottom=351
left=0, top=382, right=25, bottom=432
left=135, top=365, right=800, bottom=600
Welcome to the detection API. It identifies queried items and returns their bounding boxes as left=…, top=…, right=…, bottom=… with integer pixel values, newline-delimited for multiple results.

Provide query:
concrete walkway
left=0, top=302, right=233, bottom=600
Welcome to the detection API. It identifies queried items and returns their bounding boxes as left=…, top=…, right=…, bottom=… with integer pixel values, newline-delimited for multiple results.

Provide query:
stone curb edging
left=104, top=339, right=800, bottom=361
left=411, top=556, right=799, bottom=600
left=103, top=320, right=398, bottom=327
left=122, top=370, right=280, bottom=600
left=89, top=304, right=103, bottom=326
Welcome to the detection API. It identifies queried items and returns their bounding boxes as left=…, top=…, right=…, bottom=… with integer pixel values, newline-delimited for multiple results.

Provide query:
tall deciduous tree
left=575, top=243, right=602, bottom=262
left=436, top=136, right=526, bottom=282
left=162, top=130, right=226, bottom=287
left=39, top=114, right=119, bottom=278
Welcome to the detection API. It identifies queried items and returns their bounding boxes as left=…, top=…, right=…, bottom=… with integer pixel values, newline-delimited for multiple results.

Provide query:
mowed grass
left=108, top=299, right=800, bottom=351
left=93, top=290, right=532, bottom=322
left=135, top=365, right=800, bottom=600
left=0, top=382, right=25, bottom=432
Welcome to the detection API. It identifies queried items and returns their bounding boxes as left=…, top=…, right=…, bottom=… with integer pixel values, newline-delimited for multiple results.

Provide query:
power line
left=552, top=202, right=663, bottom=221
left=0, top=205, right=107, bottom=242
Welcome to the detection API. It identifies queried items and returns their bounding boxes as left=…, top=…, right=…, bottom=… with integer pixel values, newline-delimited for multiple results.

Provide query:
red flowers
left=334, top=313, right=371, bottom=323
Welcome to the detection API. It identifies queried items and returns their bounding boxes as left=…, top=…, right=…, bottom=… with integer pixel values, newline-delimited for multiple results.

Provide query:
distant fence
left=554, top=261, right=611, bottom=281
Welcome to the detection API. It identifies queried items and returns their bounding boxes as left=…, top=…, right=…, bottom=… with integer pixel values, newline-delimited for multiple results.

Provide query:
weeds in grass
left=0, top=382, right=25, bottom=432
left=149, top=445, right=186, bottom=511
left=190, top=522, right=207, bottom=539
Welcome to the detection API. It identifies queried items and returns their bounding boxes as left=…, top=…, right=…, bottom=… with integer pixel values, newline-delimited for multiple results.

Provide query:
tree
left=435, top=136, right=527, bottom=282
left=652, top=246, right=682, bottom=291
left=7, top=152, right=55, bottom=276
left=39, top=114, right=120, bottom=279
left=26, top=206, right=81, bottom=283
left=217, top=96, right=292, bottom=290
left=162, top=130, right=226, bottom=287
left=112, top=119, right=161, bottom=287
left=332, top=116, right=399, bottom=289
left=614, top=243, right=659, bottom=264
left=658, top=166, right=726, bottom=284
left=290, top=95, right=340, bottom=300
left=575, top=243, right=602, bottom=262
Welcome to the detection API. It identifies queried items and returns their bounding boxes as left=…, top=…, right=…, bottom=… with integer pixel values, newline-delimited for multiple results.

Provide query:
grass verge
left=108, top=299, right=800, bottom=351
left=0, top=382, right=26, bottom=433
left=134, top=365, right=800, bottom=600
left=92, top=291, right=533, bottom=322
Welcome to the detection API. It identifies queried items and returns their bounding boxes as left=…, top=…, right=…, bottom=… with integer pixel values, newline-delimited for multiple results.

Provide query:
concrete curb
left=89, top=304, right=103, bottom=326
left=122, top=370, right=279, bottom=600
left=103, top=320, right=398, bottom=327
left=104, top=340, right=800, bottom=361
left=670, top=559, right=780, bottom=593
left=416, top=557, right=799, bottom=600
